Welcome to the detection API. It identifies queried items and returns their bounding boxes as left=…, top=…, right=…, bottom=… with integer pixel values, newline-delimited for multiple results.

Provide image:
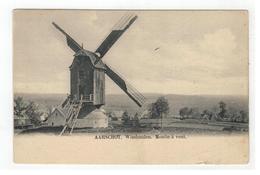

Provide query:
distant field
left=14, top=93, right=248, bottom=116
left=17, top=117, right=248, bottom=135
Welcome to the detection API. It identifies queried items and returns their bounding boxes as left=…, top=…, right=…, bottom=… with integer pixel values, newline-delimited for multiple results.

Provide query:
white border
left=0, top=0, right=257, bottom=174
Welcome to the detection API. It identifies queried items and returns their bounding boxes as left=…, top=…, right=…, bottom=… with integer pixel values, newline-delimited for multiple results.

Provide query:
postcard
left=13, top=10, right=249, bottom=164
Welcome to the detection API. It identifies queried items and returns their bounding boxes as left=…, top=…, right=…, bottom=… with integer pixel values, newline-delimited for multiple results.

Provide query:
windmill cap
left=70, top=49, right=106, bottom=70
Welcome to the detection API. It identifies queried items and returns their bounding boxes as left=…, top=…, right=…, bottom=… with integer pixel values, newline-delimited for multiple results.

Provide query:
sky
left=13, top=10, right=248, bottom=95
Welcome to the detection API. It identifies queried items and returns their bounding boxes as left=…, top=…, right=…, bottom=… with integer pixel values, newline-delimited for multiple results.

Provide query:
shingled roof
left=70, top=49, right=106, bottom=70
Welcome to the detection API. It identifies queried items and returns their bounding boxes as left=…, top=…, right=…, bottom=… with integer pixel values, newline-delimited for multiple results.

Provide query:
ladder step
left=59, top=96, right=84, bottom=136
left=69, top=120, right=77, bottom=135
left=59, top=125, right=68, bottom=136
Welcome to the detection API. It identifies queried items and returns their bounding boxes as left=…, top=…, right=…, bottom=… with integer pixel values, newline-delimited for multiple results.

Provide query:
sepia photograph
left=13, top=10, right=249, bottom=164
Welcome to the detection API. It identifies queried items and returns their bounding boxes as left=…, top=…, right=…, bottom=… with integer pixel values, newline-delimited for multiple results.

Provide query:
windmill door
left=78, top=68, right=93, bottom=101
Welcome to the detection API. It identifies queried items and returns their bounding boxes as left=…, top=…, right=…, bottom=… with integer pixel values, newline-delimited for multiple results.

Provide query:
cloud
left=104, top=27, right=248, bottom=95
left=13, top=11, right=248, bottom=95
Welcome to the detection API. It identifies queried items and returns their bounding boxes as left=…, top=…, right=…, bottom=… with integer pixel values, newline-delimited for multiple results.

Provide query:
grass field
left=14, top=93, right=249, bottom=135
left=17, top=117, right=248, bottom=136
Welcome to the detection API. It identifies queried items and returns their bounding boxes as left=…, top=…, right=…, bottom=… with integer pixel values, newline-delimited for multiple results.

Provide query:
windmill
left=52, top=13, right=145, bottom=134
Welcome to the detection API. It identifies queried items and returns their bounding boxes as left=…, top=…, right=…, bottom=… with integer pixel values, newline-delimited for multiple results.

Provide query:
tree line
left=14, top=96, right=43, bottom=126
left=139, top=96, right=248, bottom=123
left=178, top=101, right=248, bottom=123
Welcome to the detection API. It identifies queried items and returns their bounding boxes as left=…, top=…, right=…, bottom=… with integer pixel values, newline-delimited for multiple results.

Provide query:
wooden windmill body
left=52, top=14, right=145, bottom=134
left=69, top=50, right=106, bottom=118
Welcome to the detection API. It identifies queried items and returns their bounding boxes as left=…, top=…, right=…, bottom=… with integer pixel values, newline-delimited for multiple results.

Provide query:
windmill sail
left=95, top=13, right=138, bottom=62
left=52, top=22, right=82, bottom=53
left=105, top=64, right=145, bottom=107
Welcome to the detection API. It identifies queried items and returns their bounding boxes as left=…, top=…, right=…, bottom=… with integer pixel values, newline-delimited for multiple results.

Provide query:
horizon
left=13, top=91, right=248, bottom=97
left=14, top=10, right=248, bottom=96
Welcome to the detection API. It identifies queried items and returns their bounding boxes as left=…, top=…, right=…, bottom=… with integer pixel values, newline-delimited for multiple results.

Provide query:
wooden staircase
left=59, top=95, right=83, bottom=136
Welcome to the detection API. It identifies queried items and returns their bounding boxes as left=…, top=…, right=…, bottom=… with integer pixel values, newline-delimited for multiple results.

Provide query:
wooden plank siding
left=93, top=69, right=105, bottom=105
left=70, top=64, right=78, bottom=99
left=78, top=58, right=94, bottom=100
left=70, top=56, right=94, bottom=101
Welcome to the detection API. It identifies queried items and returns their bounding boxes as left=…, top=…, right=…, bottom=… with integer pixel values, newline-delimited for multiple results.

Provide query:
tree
left=47, top=106, right=53, bottom=117
left=14, top=97, right=42, bottom=126
left=25, top=101, right=42, bottom=126
left=148, top=96, right=169, bottom=128
left=217, top=101, right=227, bottom=120
left=179, top=107, right=195, bottom=119
left=239, top=110, right=248, bottom=123
left=132, top=113, right=140, bottom=127
left=14, top=97, right=27, bottom=116
left=108, top=112, right=118, bottom=121
left=201, top=109, right=213, bottom=120
left=148, top=103, right=158, bottom=118
left=179, top=107, right=189, bottom=120
left=122, top=111, right=130, bottom=126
